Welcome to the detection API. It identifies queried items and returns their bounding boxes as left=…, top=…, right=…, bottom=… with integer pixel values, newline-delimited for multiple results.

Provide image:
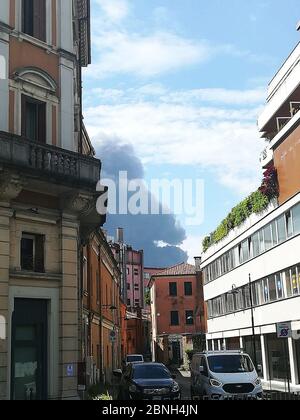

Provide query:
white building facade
left=202, top=37, right=300, bottom=393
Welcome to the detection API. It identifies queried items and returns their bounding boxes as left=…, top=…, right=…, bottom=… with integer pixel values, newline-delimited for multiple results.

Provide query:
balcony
left=0, top=131, right=100, bottom=190
left=258, top=42, right=300, bottom=132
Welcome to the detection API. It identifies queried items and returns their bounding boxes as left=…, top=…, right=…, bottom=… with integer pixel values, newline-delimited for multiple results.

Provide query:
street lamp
left=229, top=277, right=258, bottom=369
left=248, top=274, right=258, bottom=370
left=99, top=304, right=118, bottom=382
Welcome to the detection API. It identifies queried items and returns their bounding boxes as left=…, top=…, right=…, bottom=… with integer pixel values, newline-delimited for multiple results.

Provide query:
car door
left=200, top=357, right=210, bottom=395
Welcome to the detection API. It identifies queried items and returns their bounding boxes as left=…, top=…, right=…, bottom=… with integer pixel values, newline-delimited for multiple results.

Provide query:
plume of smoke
left=96, top=140, right=188, bottom=266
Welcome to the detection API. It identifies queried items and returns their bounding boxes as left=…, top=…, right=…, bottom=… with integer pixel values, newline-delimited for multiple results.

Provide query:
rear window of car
left=127, top=355, right=144, bottom=363
left=133, top=365, right=171, bottom=379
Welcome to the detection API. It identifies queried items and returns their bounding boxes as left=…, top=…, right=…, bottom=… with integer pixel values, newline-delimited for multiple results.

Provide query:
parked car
left=190, top=351, right=263, bottom=400
left=122, top=354, right=144, bottom=369
left=114, top=363, right=181, bottom=400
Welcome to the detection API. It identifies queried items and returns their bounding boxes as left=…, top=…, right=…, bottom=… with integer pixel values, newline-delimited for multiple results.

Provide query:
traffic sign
left=277, top=322, right=292, bottom=339
left=110, top=330, right=116, bottom=342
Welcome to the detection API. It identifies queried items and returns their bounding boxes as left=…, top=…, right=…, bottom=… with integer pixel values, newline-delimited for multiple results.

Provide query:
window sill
left=13, top=31, right=56, bottom=54
left=10, top=270, right=62, bottom=282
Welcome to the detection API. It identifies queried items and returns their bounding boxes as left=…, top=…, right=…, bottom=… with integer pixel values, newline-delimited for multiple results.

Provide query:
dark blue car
left=114, top=363, right=181, bottom=400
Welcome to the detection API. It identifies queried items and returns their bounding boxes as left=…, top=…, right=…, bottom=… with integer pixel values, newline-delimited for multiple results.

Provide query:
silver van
left=190, top=351, right=263, bottom=400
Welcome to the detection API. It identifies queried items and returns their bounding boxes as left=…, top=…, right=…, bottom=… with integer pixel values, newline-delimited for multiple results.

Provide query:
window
left=134, top=299, right=140, bottom=307
left=263, top=279, right=269, bottom=303
left=243, top=286, right=251, bottom=309
left=134, top=269, right=139, bottom=276
left=134, top=284, right=139, bottom=291
left=90, top=266, right=94, bottom=297
left=271, top=221, right=278, bottom=246
left=239, top=240, right=249, bottom=264
left=259, top=230, right=265, bottom=253
left=251, top=283, right=259, bottom=307
left=96, top=271, right=100, bottom=304
left=184, top=282, right=193, bottom=296
left=275, top=273, right=284, bottom=300
left=127, top=299, right=131, bottom=306
left=21, top=95, right=46, bottom=143
left=277, top=215, right=287, bottom=243
left=295, top=337, right=300, bottom=384
left=170, top=311, right=179, bottom=326
left=22, top=0, right=46, bottom=42
left=127, top=283, right=130, bottom=290
left=291, top=266, right=299, bottom=296
left=226, top=293, right=234, bottom=313
left=82, top=257, right=87, bottom=293
left=21, top=233, right=45, bottom=273
left=285, top=269, right=292, bottom=297
left=292, top=204, right=300, bottom=234
left=263, top=224, right=273, bottom=251
left=185, top=311, right=194, bottom=325
left=252, top=232, right=260, bottom=257
left=97, top=345, right=100, bottom=368
left=286, top=211, right=293, bottom=237
left=268, top=275, right=277, bottom=302
left=266, top=334, right=290, bottom=382
left=169, top=282, right=177, bottom=297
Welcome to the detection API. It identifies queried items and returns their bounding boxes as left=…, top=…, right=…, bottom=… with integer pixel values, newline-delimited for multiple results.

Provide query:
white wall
left=59, top=58, right=75, bottom=151
left=57, top=0, right=73, bottom=53
left=0, top=34, right=9, bottom=132
left=207, top=297, right=300, bottom=336
left=204, top=233, right=300, bottom=301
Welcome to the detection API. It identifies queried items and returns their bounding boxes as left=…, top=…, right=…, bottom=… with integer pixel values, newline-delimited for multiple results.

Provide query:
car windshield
left=133, top=365, right=171, bottom=380
left=127, top=356, right=143, bottom=363
left=207, top=355, right=254, bottom=374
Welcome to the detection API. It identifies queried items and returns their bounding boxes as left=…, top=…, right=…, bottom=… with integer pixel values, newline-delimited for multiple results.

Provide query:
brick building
left=150, top=263, right=206, bottom=366
left=81, top=230, right=122, bottom=388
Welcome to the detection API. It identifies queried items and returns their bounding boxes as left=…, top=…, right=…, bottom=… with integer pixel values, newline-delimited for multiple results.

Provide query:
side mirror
left=199, top=366, right=205, bottom=374
left=113, top=369, right=123, bottom=377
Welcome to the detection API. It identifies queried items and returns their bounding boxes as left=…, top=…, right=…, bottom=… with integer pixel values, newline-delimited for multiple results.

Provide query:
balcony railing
left=0, top=131, right=100, bottom=188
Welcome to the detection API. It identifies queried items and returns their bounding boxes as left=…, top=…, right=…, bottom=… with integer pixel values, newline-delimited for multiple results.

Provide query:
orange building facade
left=150, top=263, right=206, bottom=366
left=81, top=230, right=122, bottom=387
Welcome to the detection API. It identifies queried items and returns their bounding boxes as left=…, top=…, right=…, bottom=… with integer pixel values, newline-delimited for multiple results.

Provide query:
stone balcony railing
left=0, top=131, right=101, bottom=189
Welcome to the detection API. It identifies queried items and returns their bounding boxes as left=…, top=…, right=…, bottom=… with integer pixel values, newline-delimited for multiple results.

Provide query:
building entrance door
left=171, top=341, right=181, bottom=365
left=11, top=299, right=48, bottom=400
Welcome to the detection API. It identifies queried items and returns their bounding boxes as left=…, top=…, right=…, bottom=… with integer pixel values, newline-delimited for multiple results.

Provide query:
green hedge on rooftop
left=202, top=166, right=278, bottom=253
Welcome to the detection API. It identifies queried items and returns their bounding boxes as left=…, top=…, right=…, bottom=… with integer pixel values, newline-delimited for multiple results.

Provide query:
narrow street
left=172, top=369, right=191, bottom=400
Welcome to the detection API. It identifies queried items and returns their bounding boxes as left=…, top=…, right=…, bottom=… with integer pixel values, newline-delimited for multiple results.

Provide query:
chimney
left=116, top=228, right=124, bottom=244
left=194, top=256, right=202, bottom=273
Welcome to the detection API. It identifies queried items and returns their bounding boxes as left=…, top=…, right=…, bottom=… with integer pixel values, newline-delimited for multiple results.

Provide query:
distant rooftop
left=154, top=262, right=196, bottom=277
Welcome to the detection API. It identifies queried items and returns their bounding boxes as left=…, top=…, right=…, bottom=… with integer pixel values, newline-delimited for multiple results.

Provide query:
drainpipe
left=98, top=243, right=103, bottom=383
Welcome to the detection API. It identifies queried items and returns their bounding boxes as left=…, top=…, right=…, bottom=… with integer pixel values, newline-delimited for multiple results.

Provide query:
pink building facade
left=126, top=248, right=144, bottom=309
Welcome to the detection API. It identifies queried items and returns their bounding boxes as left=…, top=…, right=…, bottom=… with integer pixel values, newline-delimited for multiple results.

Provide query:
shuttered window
left=22, top=0, right=46, bottom=42
left=21, top=95, right=46, bottom=144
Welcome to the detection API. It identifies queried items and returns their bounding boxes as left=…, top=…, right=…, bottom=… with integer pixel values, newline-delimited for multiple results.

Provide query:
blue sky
left=83, top=0, right=300, bottom=264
